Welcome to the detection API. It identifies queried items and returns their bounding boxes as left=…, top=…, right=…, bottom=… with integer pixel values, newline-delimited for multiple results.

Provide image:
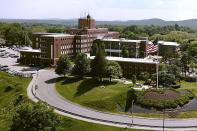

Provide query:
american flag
left=146, top=41, right=158, bottom=54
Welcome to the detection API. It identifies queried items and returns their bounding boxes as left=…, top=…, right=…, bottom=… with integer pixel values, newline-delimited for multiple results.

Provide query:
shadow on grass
left=75, top=79, right=118, bottom=97
left=45, top=77, right=64, bottom=84
left=61, top=77, right=81, bottom=85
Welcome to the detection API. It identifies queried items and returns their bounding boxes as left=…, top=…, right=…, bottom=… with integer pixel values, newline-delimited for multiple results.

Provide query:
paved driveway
left=29, top=70, right=197, bottom=131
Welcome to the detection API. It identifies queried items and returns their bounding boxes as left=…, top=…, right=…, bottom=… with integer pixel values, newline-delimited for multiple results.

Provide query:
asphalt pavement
left=28, top=70, right=197, bottom=131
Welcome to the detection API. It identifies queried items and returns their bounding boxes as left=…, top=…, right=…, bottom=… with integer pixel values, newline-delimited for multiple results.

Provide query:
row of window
left=61, top=50, right=73, bottom=55
left=41, top=54, right=47, bottom=58
left=61, top=45, right=73, bottom=50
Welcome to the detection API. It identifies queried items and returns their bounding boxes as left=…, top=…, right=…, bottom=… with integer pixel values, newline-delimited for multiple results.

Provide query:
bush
left=185, top=76, right=196, bottom=82
left=130, top=89, right=194, bottom=110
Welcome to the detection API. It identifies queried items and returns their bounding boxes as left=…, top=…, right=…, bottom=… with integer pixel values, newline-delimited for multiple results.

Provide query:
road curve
left=28, top=70, right=197, bottom=131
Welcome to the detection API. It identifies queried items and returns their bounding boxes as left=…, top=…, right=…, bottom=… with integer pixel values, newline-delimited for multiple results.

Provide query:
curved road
left=28, top=70, right=197, bottom=131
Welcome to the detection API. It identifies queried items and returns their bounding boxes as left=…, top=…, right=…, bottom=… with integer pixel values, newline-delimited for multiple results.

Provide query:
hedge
left=128, top=89, right=194, bottom=110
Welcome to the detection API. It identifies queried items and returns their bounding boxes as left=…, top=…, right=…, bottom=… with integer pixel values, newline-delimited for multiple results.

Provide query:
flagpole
left=156, top=41, right=159, bottom=89
left=156, top=60, right=159, bottom=89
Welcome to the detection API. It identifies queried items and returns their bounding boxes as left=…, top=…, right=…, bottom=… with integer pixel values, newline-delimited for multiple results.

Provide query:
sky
left=1, top=0, right=197, bottom=21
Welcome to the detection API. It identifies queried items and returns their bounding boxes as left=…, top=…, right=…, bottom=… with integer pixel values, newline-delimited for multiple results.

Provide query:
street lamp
left=156, top=61, right=159, bottom=89
left=119, top=42, right=121, bottom=57
left=162, top=93, right=166, bottom=131
left=110, top=41, right=111, bottom=57
left=131, top=99, right=134, bottom=126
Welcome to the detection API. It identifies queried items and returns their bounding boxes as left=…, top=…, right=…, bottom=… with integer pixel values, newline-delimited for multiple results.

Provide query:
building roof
left=41, top=34, right=74, bottom=38
left=20, top=49, right=41, bottom=53
left=101, top=38, right=142, bottom=43
left=33, top=32, right=58, bottom=35
left=158, top=41, right=180, bottom=46
left=89, top=56, right=159, bottom=64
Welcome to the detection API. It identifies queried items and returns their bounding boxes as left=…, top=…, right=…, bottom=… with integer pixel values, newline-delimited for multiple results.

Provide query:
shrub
left=130, top=89, right=194, bottom=110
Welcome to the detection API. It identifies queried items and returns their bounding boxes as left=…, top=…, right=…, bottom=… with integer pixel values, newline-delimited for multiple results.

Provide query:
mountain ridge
left=1, top=18, right=197, bottom=27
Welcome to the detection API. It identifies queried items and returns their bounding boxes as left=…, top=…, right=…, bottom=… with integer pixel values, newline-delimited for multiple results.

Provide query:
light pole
left=131, top=99, right=134, bottom=126
left=119, top=42, right=121, bottom=57
left=110, top=41, right=111, bottom=57
left=156, top=62, right=159, bottom=89
left=162, top=93, right=166, bottom=131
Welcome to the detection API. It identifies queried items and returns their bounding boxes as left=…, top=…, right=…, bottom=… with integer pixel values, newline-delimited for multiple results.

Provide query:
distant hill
left=1, top=18, right=197, bottom=27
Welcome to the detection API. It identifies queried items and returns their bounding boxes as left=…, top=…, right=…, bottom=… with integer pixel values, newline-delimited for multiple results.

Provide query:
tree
left=55, top=55, right=72, bottom=77
left=90, top=43, right=98, bottom=56
left=175, top=24, right=180, bottom=31
left=4, top=24, right=31, bottom=46
left=105, top=61, right=122, bottom=81
left=166, top=64, right=181, bottom=78
left=47, top=26, right=65, bottom=33
left=121, top=46, right=129, bottom=58
left=132, top=75, right=137, bottom=85
left=72, top=53, right=91, bottom=78
left=188, top=41, right=197, bottom=57
left=91, top=46, right=107, bottom=82
left=10, top=102, right=60, bottom=131
left=181, top=53, right=191, bottom=77
left=139, top=72, right=150, bottom=81
left=152, top=71, right=176, bottom=87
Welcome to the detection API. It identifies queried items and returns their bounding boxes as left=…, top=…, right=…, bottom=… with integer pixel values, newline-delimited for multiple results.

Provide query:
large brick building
left=20, top=14, right=119, bottom=66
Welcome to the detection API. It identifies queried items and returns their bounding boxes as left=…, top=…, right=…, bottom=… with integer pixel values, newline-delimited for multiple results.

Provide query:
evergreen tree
left=72, top=53, right=91, bottom=78
left=91, top=46, right=107, bottom=82
left=55, top=55, right=72, bottom=77
left=90, top=43, right=98, bottom=56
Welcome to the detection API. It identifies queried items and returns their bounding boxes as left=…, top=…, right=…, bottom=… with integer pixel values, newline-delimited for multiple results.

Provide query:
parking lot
left=0, top=47, right=38, bottom=77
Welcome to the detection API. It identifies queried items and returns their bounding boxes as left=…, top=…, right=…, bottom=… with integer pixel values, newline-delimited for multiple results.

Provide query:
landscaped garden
left=54, top=48, right=197, bottom=119
left=55, top=77, right=197, bottom=118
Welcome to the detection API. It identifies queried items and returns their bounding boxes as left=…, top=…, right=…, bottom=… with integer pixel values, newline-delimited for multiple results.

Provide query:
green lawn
left=58, top=117, right=146, bottom=131
left=178, top=81, right=197, bottom=97
left=0, top=72, right=145, bottom=131
left=56, top=77, right=130, bottom=112
left=56, top=77, right=197, bottom=119
left=0, top=71, right=31, bottom=131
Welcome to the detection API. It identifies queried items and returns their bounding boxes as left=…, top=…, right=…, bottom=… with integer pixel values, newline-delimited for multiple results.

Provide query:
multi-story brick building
left=20, top=14, right=119, bottom=66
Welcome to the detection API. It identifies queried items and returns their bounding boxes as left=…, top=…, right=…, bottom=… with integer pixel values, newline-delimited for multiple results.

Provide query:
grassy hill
left=0, top=72, right=144, bottom=131
left=56, top=77, right=130, bottom=112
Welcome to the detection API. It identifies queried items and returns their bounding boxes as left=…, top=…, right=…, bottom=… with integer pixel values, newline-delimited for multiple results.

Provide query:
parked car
left=1, top=55, right=8, bottom=58
left=1, top=67, right=9, bottom=71
left=0, top=49, right=5, bottom=52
